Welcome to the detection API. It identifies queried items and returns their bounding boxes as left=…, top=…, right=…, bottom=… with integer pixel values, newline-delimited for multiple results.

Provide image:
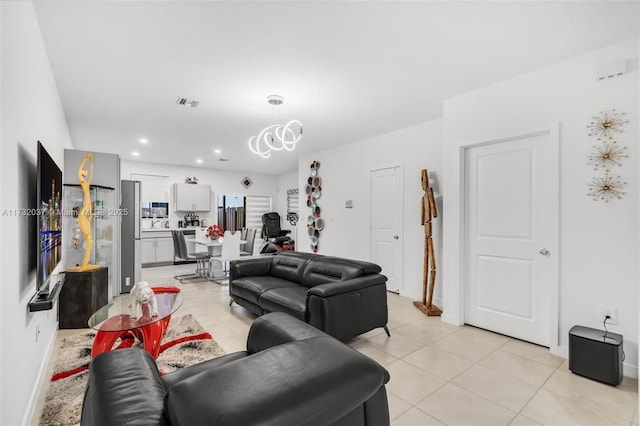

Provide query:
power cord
left=602, top=315, right=625, bottom=362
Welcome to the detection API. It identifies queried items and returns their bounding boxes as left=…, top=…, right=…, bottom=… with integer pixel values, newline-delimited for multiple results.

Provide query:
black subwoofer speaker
left=568, top=325, right=623, bottom=386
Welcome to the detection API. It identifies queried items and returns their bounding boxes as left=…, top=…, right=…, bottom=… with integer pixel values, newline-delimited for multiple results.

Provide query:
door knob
left=538, top=248, right=549, bottom=256
left=393, top=235, right=399, bottom=240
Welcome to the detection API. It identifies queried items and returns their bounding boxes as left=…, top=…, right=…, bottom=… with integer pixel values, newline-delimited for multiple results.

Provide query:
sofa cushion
left=82, top=348, right=167, bottom=426
left=322, top=256, right=382, bottom=275
left=270, top=252, right=310, bottom=284
left=161, top=351, right=248, bottom=390
left=301, top=258, right=364, bottom=288
left=231, top=276, right=298, bottom=304
left=164, top=337, right=389, bottom=426
left=246, top=312, right=327, bottom=354
left=259, top=287, right=308, bottom=320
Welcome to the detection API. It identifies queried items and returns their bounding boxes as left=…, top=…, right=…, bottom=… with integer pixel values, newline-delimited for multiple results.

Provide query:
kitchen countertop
left=141, top=227, right=205, bottom=232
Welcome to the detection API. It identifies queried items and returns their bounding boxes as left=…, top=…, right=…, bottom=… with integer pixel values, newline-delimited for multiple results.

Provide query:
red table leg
left=91, top=290, right=180, bottom=359
left=91, top=330, right=130, bottom=358
left=138, top=319, right=167, bottom=358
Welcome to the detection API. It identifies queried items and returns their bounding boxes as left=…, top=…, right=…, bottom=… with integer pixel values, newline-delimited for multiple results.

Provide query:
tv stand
left=28, top=275, right=65, bottom=312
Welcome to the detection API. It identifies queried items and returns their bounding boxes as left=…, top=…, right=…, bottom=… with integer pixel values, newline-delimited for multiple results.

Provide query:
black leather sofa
left=81, top=313, right=390, bottom=426
left=229, top=252, right=390, bottom=341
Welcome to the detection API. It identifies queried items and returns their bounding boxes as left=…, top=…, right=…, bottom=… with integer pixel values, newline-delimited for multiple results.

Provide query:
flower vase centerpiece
left=205, top=224, right=224, bottom=241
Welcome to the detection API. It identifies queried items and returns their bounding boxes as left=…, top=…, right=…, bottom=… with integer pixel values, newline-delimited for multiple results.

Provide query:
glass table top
left=88, top=291, right=183, bottom=332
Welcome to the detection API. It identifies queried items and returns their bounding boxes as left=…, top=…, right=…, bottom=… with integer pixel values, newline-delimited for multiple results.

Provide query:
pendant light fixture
left=248, top=95, right=303, bottom=158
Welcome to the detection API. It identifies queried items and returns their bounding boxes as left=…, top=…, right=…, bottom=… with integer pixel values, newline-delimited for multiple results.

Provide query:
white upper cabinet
left=131, top=174, right=170, bottom=201
left=174, top=183, right=211, bottom=211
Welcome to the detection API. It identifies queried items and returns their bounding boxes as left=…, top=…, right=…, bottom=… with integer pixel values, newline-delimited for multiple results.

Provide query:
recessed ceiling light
left=139, top=138, right=148, bottom=144
left=214, top=149, right=221, bottom=155
left=132, top=151, right=140, bottom=156
left=196, top=159, right=203, bottom=164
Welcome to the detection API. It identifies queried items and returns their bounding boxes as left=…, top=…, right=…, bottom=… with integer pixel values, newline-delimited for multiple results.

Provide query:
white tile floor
left=32, top=263, right=639, bottom=426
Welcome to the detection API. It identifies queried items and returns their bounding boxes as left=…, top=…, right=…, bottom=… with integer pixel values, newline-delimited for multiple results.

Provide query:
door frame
left=459, top=126, right=560, bottom=353
left=369, top=164, right=404, bottom=294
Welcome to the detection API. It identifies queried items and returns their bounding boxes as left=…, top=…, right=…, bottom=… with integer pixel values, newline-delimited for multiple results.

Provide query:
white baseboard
left=441, top=313, right=464, bottom=326
left=550, top=345, right=568, bottom=358
left=623, top=363, right=638, bottom=378
left=399, top=289, right=421, bottom=301
left=22, top=324, right=58, bottom=425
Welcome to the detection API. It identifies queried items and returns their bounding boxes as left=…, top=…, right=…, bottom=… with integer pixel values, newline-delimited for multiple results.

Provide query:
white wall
left=297, top=120, right=443, bottom=301
left=121, top=160, right=281, bottom=228
left=0, top=2, right=74, bottom=424
left=442, top=38, right=639, bottom=376
left=276, top=171, right=298, bottom=242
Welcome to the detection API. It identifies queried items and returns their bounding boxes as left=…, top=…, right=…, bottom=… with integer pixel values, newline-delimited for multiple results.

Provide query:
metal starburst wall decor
left=587, top=141, right=628, bottom=171
left=587, top=174, right=626, bottom=202
left=586, top=110, right=628, bottom=141
left=586, top=109, right=629, bottom=202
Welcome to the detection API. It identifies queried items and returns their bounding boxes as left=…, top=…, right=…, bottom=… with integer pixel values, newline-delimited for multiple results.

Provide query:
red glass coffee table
left=88, top=287, right=183, bottom=359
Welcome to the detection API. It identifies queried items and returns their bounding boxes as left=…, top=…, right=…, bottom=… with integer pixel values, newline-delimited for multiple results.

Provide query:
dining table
left=185, top=237, right=246, bottom=280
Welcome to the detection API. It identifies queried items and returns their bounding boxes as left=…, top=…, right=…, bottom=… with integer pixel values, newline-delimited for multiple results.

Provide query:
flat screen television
left=37, top=141, right=63, bottom=293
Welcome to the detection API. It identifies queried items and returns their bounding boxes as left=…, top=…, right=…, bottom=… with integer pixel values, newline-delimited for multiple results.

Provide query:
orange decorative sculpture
left=414, top=169, right=442, bottom=316
left=67, top=153, right=101, bottom=272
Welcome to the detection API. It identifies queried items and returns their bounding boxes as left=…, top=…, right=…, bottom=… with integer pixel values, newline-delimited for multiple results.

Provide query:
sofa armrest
left=246, top=312, right=327, bottom=354
left=81, top=348, right=168, bottom=426
left=165, top=337, right=389, bottom=426
left=229, top=256, right=273, bottom=280
left=308, top=274, right=387, bottom=298
left=306, top=275, right=388, bottom=341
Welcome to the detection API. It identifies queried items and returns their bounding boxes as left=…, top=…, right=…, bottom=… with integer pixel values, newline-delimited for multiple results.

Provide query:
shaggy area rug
left=39, top=314, right=225, bottom=426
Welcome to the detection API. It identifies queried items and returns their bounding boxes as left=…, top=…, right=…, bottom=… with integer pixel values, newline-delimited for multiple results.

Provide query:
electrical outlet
left=599, top=305, right=617, bottom=324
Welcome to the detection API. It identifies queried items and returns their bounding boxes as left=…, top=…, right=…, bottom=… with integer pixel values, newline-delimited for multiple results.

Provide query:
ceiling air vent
left=175, top=97, right=199, bottom=108
left=219, top=158, right=230, bottom=162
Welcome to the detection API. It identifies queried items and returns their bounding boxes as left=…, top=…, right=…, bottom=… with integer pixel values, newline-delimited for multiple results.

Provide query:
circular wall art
left=308, top=161, right=322, bottom=252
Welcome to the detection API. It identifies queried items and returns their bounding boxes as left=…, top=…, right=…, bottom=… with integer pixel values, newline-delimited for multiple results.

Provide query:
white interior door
left=464, top=131, right=558, bottom=346
left=371, top=166, right=403, bottom=293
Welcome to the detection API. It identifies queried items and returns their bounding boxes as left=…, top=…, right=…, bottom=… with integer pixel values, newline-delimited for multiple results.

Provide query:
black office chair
left=261, top=212, right=291, bottom=243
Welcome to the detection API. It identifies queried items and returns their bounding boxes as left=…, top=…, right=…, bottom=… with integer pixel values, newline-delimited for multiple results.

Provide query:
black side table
left=59, top=267, right=108, bottom=329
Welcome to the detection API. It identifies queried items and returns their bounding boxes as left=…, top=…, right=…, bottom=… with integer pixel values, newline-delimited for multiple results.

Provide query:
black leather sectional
left=229, top=252, right=390, bottom=341
left=81, top=313, right=391, bottom=426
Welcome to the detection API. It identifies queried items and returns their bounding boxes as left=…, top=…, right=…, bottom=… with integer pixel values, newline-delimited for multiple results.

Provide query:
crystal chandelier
left=248, top=95, right=303, bottom=159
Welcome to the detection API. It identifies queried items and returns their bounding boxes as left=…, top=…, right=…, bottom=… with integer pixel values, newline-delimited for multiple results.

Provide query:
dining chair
left=240, top=228, right=256, bottom=256
left=238, top=227, right=248, bottom=253
left=209, top=230, right=241, bottom=281
left=194, top=228, right=209, bottom=254
left=171, top=230, right=210, bottom=283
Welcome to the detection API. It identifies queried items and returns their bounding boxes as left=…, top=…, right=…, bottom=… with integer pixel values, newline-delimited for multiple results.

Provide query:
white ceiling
left=33, top=1, right=639, bottom=175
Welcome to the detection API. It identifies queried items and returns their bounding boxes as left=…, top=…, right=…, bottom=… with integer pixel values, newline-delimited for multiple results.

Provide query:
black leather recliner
left=80, top=313, right=391, bottom=426
left=260, top=212, right=293, bottom=250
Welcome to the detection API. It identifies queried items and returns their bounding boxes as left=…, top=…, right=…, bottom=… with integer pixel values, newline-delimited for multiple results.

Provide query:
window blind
left=245, top=195, right=272, bottom=243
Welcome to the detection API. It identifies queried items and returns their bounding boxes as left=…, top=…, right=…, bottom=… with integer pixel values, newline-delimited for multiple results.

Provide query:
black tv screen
left=37, top=141, right=62, bottom=292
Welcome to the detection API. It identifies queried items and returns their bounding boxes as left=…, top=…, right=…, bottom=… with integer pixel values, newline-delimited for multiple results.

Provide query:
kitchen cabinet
left=141, top=230, right=175, bottom=266
left=156, top=239, right=174, bottom=262
left=174, top=183, right=211, bottom=212
left=141, top=239, right=157, bottom=264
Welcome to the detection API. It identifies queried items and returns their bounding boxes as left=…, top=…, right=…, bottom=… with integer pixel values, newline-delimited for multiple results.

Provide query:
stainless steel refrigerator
left=121, top=180, right=142, bottom=293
